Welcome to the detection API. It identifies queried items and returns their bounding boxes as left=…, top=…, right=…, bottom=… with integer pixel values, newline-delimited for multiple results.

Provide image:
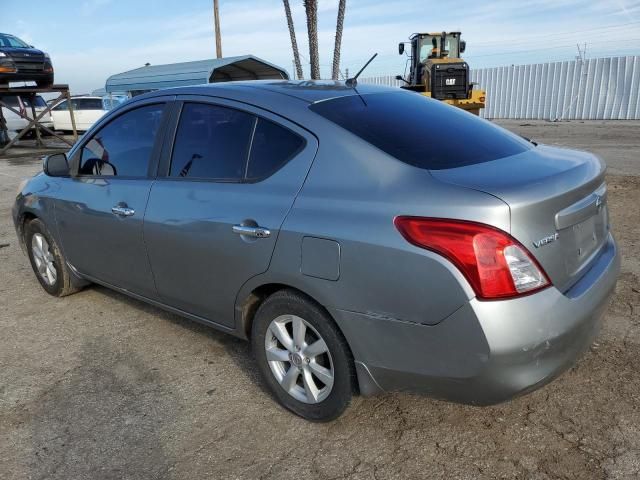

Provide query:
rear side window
left=79, top=104, right=165, bottom=177
left=246, top=118, right=305, bottom=180
left=309, top=92, right=531, bottom=170
left=170, top=103, right=255, bottom=180
left=75, top=98, right=104, bottom=110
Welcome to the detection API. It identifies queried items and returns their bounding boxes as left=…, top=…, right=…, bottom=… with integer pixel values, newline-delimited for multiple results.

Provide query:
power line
left=466, top=37, right=640, bottom=58
left=472, top=20, right=640, bottom=47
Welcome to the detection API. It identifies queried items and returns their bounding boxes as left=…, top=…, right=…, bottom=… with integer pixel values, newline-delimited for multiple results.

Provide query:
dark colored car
left=0, top=33, right=53, bottom=88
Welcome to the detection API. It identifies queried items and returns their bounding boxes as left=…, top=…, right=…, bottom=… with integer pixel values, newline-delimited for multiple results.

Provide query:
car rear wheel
left=25, top=218, right=80, bottom=297
left=252, top=290, right=355, bottom=421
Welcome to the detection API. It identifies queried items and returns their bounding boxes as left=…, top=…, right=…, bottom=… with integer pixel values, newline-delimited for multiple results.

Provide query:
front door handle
left=232, top=225, right=271, bottom=238
left=111, top=205, right=135, bottom=217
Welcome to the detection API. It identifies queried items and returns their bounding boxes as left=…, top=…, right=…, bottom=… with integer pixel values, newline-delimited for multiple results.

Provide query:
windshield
left=309, top=91, right=531, bottom=170
left=418, top=35, right=460, bottom=62
left=102, top=95, right=129, bottom=111
left=21, top=96, right=47, bottom=108
left=0, top=34, right=31, bottom=48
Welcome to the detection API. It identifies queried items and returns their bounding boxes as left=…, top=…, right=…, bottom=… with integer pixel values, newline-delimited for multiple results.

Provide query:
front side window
left=53, top=101, right=68, bottom=111
left=170, top=103, right=255, bottom=180
left=78, top=104, right=164, bottom=177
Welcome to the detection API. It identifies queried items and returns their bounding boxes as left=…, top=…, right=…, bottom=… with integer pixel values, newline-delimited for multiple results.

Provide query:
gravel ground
left=1, top=120, right=639, bottom=480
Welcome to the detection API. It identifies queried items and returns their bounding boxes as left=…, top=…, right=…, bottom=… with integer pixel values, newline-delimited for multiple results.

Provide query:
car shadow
left=91, top=284, right=267, bottom=394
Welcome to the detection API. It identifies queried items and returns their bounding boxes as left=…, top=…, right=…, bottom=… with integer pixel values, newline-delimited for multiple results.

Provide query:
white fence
left=360, top=56, right=640, bottom=120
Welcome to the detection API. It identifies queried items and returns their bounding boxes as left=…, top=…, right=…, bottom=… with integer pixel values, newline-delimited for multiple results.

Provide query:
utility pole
left=213, top=0, right=222, bottom=58
left=553, top=43, right=588, bottom=121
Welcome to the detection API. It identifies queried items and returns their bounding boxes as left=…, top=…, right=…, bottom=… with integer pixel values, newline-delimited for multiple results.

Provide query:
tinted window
left=21, top=96, right=47, bottom=108
left=0, top=34, right=30, bottom=48
left=75, top=98, right=104, bottom=110
left=79, top=104, right=164, bottom=177
left=53, top=101, right=68, bottom=111
left=246, top=118, right=305, bottom=180
left=170, top=103, right=254, bottom=180
left=0, top=96, right=20, bottom=108
left=309, top=92, right=531, bottom=170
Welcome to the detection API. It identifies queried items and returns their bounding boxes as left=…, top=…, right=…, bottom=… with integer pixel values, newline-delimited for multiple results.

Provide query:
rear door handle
left=111, top=205, right=135, bottom=217
left=232, top=225, right=271, bottom=238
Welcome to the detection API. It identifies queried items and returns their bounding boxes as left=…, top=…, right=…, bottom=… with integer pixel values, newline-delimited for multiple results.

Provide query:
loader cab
left=415, top=33, right=463, bottom=62
left=397, top=30, right=484, bottom=115
left=400, top=32, right=470, bottom=101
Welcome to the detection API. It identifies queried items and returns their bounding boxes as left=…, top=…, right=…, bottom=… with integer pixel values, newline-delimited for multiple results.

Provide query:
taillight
left=394, top=217, right=550, bottom=300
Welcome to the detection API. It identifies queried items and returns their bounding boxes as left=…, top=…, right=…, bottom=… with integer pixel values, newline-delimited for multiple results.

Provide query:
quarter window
left=170, top=103, right=254, bottom=180
left=78, top=104, right=165, bottom=177
left=246, top=118, right=305, bottom=180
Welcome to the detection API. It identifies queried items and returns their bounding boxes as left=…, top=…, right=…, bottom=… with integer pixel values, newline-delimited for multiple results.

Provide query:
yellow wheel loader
left=397, top=32, right=485, bottom=115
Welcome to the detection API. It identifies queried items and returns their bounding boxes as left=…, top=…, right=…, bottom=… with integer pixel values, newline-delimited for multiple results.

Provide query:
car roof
left=141, top=80, right=398, bottom=105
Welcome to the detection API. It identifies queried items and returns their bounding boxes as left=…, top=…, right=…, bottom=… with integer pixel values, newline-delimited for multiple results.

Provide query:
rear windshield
left=309, top=91, right=531, bottom=170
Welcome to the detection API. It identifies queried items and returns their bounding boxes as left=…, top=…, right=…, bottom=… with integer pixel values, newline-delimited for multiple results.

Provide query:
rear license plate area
left=573, top=216, right=598, bottom=260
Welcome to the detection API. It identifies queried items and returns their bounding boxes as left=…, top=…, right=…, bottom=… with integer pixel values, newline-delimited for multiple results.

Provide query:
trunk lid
left=430, top=145, right=610, bottom=292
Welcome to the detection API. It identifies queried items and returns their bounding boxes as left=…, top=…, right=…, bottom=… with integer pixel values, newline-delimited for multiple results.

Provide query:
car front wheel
left=252, top=289, right=356, bottom=421
left=25, top=218, right=80, bottom=297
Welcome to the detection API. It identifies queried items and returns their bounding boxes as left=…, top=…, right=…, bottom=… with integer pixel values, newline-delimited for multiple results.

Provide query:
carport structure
left=105, top=56, right=289, bottom=96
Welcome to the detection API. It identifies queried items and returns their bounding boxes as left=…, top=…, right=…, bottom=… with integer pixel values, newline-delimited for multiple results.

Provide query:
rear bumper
left=333, top=233, right=620, bottom=404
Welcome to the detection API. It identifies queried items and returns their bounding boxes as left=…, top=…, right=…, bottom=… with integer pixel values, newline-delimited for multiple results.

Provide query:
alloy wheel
left=264, top=314, right=335, bottom=404
left=31, top=233, right=57, bottom=286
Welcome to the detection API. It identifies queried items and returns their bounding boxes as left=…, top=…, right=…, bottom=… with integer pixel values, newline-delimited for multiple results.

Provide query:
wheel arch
left=236, top=282, right=332, bottom=340
left=238, top=281, right=367, bottom=396
left=16, top=211, right=38, bottom=252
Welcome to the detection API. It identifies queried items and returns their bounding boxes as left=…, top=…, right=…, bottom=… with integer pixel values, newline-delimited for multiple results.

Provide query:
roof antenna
left=345, top=53, right=377, bottom=87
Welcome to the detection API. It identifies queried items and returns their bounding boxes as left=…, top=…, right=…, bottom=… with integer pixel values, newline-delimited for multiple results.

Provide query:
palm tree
left=282, top=0, right=303, bottom=79
left=304, top=0, right=320, bottom=79
left=331, top=0, right=346, bottom=80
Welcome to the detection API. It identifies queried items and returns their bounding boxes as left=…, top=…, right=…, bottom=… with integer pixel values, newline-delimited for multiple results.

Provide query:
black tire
left=36, top=80, right=53, bottom=89
left=24, top=218, right=80, bottom=297
left=251, top=289, right=356, bottom=421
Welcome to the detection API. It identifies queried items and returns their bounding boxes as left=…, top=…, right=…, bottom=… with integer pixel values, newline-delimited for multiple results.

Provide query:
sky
left=1, top=0, right=640, bottom=94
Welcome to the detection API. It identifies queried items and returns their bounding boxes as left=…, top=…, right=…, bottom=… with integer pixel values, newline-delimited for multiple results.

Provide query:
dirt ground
left=1, top=120, right=639, bottom=480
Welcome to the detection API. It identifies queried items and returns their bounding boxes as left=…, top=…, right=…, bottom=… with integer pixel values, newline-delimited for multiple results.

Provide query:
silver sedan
left=12, top=81, right=620, bottom=421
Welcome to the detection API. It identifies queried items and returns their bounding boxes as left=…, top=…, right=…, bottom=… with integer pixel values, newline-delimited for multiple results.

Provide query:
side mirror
left=460, top=40, right=466, bottom=53
left=43, top=153, right=70, bottom=177
left=398, top=43, right=405, bottom=55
